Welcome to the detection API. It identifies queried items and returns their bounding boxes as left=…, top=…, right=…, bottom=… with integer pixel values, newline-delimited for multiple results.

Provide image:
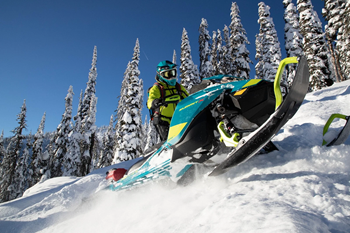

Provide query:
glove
left=152, top=99, right=167, bottom=109
left=151, top=99, right=162, bottom=109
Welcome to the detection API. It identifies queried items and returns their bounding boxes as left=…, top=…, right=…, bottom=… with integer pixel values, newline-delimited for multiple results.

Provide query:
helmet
left=156, top=60, right=177, bottom=86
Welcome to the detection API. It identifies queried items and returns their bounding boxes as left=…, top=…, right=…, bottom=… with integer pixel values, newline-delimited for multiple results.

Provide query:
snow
left=1, top=80, right=350, bottom=233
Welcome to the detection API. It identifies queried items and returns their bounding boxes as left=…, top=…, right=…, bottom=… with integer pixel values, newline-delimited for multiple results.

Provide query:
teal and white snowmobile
left=105, top=56, right=310, bottom=191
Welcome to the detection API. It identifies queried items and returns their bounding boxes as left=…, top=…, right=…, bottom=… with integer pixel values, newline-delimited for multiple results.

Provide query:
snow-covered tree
left=0, top=130, right=5, bottom=165
left=322, top=0, right=347, bottom=82
left=141, top=115, right=148, bottom=152
left=86, top=94, right=98, bottom=173
left=64, top=112, right=83, bottom=176
left=339, top=1, right=350, bottom=79
left=172, top=50, right=177, bottom=64
left=81, top=46, right=97, bottom=126
left=343, top=1, right=350, bottom=36
left=113, top=39, right=143, bottom=162
left=298, top=0, right=334, bottom=90
left=283, top=0, right=304, bottom=87
left=255, top=2, right=282, bottom=82
left=144, top=118, right=160, bottom=152
left=211, top=31, right=218, bottom=75
left=113, top=60, right=131, bottom=153
left=30, top=112, right=47, bottom=187
left=0, top=100, right=27, bottom=203
left=11, top=133, right=32, bottom=199
left=79, top=46, right=98, bottom=176
left=49, top=86, right=73, bottom=178
left=216, top=29, right=225, bottom=75
left=199, top=18, right=214, bottom=79
left=97, top=115, right=114, bottom=168
left=180, top=28, right=201, bottom=92
left=74, top=90, right=83, bottom=127
left=229, top=2, right=252, bottom=79
left=222, top=25, right=233, bottom=75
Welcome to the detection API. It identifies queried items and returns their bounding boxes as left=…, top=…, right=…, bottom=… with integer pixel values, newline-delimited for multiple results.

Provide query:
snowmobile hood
left=167, top=79, right=263, bottom=145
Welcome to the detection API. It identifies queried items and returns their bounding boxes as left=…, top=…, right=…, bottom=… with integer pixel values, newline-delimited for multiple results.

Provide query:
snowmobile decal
left=168, top=123, right=187, bottom=142
left=233, top=88, right=247, bottom=96
left=242, top=79, right=261, bottom=88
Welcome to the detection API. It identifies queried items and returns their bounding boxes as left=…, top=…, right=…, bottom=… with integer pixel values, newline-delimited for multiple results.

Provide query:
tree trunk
left=327, top=39, right=345, bottom=82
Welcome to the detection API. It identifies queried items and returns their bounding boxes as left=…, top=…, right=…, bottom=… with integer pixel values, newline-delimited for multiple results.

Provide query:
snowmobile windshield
left=203, top=74, right=244, bottom=84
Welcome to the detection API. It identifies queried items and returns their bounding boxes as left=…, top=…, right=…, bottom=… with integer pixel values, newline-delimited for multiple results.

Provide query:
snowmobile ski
left=322, top=113, right=350, bottom=147
left=209, top=56, right=310, bottom=176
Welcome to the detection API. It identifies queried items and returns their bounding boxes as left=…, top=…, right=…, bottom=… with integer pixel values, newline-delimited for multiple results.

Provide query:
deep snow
left=0, top=80, right=350, bottom=233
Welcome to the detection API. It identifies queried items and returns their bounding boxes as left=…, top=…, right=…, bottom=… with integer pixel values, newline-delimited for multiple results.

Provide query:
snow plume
left=0, top=80, right=350, bottom=232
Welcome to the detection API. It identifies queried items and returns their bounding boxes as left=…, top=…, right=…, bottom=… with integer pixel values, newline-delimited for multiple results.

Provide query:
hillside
left=0, top=80, right=349, bottom=233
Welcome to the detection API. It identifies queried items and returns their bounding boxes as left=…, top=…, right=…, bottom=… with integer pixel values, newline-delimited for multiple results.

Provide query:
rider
left=147, top=60, right=189, bottom=141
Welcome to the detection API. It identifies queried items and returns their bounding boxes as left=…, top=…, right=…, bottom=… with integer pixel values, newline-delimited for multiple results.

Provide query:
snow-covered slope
left=1, top=80, right=350, bottom=233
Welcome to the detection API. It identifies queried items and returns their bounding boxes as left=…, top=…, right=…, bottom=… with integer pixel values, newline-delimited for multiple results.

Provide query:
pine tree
left=298, top=0, right=333, bottom=90
left=97, top=115, right=114, bottom=168
left=283, top=0, right=304, bottom=87
left=30, top=112, right=47, bottom=187
left=255, top=2, right=282, bottom=82
left=49, top=86, right=73, bottom=178
left=339, top=1, right=350, bottom=79
left=141, top=115, right=148, bottom=152
left=64, top=89, right=83, bottom=176
left=86, top=94, right=98, bottom=173
left=81, top=46, right=97, bottom=126
left=144, top=119, right=160, bottom=152
left=142, top=116, right=149, bottom=151
left=172, top=50, right=177, bottom=64
left=79, top=46, right=98, bottom=176
left=0, top=130, right=5, bottom=165
left=11, top=133, right=32, bottom=199
left=222, top=25, right=233, bottom=75
left=229, top=2, right=252, bottom=79
left=113, top=62, right=131, bottom=162
left=0, top=100, right=27, bottom=203
left=180, top=28, right=201, bottom=92
left=113, top=39, right=143, bottom=162
left=216, top=29, right=225, bottom=75
left=199, top=18, right=214, bottom=79
left=343, top=1, right=350, bottom=35
left=64, top=113, right=83, bottom=176
left=74, top=90, right=83, bottom=127
left=211, top=31, right=219, bottom=75
left=322, top=0, right=347, bottom=82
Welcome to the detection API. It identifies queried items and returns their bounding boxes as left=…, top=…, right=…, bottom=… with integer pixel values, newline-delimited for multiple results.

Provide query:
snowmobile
left=322, top=113, right=350, bottom=147
left=105, top=56, right=310, bottom=191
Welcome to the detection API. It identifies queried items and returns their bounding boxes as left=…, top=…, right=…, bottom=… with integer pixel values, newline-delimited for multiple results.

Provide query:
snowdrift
left=0, top=80, right=350, bottom=233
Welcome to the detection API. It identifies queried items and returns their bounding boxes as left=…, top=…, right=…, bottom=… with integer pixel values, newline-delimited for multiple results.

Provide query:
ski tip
left=208, top=166, right=228, bottom=177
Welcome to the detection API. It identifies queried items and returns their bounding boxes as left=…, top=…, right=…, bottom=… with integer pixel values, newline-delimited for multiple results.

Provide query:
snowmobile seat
left=230, top=80, right=276, bottom=126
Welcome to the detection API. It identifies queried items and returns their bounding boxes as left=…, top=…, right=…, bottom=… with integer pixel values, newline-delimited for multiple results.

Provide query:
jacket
left=147, top=80, right=189, bottom=124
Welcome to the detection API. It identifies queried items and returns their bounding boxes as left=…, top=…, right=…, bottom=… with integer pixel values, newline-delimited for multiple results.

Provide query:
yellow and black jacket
left=147, top=80, right=188, bottom=124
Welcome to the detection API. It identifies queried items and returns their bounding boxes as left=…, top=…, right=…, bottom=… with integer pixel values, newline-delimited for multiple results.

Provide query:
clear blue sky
left=0, top=0, right=325, bottom=138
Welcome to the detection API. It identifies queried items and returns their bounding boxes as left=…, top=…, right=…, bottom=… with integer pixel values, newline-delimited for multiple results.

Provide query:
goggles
left=159, top=68, right=177, bottom=79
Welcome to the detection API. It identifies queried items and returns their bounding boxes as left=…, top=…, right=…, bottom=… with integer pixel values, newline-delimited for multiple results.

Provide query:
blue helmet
left=156, top=60, right=178, bottom=86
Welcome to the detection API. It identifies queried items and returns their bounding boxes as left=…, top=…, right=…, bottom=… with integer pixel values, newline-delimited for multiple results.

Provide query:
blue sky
left=0, top=0, right=325, bottom=138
